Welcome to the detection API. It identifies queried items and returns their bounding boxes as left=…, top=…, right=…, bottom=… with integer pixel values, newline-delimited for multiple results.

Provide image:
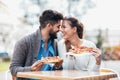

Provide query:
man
left=10, top=10, right=63, bottom=80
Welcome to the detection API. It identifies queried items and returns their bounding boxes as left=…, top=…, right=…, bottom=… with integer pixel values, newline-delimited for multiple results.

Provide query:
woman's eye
left=62, top=26, right=66, bottom=28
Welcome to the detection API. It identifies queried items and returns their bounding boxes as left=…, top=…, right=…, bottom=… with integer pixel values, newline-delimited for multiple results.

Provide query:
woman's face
left=61, top=20, right=76, bottom=40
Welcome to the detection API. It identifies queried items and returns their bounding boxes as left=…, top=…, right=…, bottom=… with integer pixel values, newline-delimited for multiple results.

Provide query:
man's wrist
left=30, top=66, right=34, bottom=71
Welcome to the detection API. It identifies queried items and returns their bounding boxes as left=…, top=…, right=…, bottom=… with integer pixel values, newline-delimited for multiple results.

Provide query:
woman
left=58, top=17, right=101, bottom=71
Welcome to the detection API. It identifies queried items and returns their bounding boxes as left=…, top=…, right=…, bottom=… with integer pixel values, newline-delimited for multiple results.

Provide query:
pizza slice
left=70, top=46, right=97, bottom=54
left=41, top=56, right=63, bottom=63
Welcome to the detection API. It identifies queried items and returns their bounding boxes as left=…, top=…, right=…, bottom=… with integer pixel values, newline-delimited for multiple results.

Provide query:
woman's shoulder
left=82, top=39, right=96, bottom=48
left=58, top=39, right=65, bottom=44
left=57, top=39, right=66, bottom=49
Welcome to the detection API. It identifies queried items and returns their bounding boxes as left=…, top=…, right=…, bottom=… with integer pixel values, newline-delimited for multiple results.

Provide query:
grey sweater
left=10, top=29, right=58, bottom=80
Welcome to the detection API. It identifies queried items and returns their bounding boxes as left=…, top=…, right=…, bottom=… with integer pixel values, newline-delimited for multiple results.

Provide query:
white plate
left=66, top=52, right=91, bottom=56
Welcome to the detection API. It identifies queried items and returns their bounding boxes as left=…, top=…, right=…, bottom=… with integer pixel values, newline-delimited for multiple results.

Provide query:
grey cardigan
left=10, top=29, right=58, bottom=80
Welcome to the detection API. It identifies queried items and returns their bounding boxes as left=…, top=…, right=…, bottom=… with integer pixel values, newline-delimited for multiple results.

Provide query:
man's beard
left=49, top=30, right=57, bottom=40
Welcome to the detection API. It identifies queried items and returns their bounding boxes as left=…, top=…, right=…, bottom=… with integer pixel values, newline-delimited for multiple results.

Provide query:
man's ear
left=46, top=23, right=52, bottom=29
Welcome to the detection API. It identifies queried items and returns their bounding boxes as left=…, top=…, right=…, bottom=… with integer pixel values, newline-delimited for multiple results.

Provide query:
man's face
left=49, top=21, right=61, bottom=39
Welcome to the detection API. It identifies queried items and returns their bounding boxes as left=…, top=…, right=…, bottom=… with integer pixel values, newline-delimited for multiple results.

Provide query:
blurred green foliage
left=0, top=61, right=10, bottom=71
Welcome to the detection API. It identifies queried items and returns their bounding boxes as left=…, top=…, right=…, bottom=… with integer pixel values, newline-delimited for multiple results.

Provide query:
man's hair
left=39, top=10, right=63, bottom=28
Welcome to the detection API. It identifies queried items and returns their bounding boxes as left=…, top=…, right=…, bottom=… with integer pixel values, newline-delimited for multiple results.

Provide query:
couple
left=10, top=10, right=101, bottom=80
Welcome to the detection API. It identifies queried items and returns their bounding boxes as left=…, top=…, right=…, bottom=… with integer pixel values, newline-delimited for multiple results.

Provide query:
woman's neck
left=69, top=35, right=82, bottom=47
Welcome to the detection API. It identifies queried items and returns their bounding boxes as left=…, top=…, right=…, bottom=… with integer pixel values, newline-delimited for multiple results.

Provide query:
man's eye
left=57, top=26, right=60, bottom=28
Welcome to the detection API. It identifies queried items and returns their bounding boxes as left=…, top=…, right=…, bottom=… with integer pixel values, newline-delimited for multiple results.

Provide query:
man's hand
left=30, top=60, right=44, bottom=71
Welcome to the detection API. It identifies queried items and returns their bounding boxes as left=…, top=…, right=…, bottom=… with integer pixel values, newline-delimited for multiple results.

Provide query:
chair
left=100, top=68, right=111, bottom=72
left=100, top=68, right=120, bottom=80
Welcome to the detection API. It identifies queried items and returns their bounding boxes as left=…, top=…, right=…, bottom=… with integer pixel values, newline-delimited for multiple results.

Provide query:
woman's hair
left=63, top=17, right=84, bottom=38
left=39, top=10, right=63, bottom=29
left=63, top=17, right=84, bottom=52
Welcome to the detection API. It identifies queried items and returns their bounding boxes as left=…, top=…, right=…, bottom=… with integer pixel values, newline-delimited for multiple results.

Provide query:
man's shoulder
left=17, top=29, right=39, bottom=43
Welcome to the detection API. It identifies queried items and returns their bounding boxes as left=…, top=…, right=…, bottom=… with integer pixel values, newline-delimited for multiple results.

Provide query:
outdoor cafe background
left=0, top=0, right=120, bottom=79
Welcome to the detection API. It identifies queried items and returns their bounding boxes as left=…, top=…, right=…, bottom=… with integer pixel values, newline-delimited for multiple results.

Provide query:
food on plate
left=41, top=56, right=63, bottom=63
left=69, top=46, right=97, bottom=54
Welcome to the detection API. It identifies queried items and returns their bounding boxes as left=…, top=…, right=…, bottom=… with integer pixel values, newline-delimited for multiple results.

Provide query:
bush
left=102, top=46, right=120, bottom=60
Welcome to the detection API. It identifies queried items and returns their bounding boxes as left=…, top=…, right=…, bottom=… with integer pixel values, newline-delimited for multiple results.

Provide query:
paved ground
left=101, top=60, right=120, bottom=80
left=0, top=70, right=12, bottom=80
left=102, top=61, right=120, bottom=74
left=0, top=71, right=6, bottom=80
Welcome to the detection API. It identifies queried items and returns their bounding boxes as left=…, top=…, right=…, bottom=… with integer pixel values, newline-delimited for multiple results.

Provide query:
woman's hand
left=66, top=52, right=76, bottom=60
left=91, top=48, right=101, bottom=65
left=54, top=59, right=63, bottom=69
left=30, top=60, right=44, bottom=71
